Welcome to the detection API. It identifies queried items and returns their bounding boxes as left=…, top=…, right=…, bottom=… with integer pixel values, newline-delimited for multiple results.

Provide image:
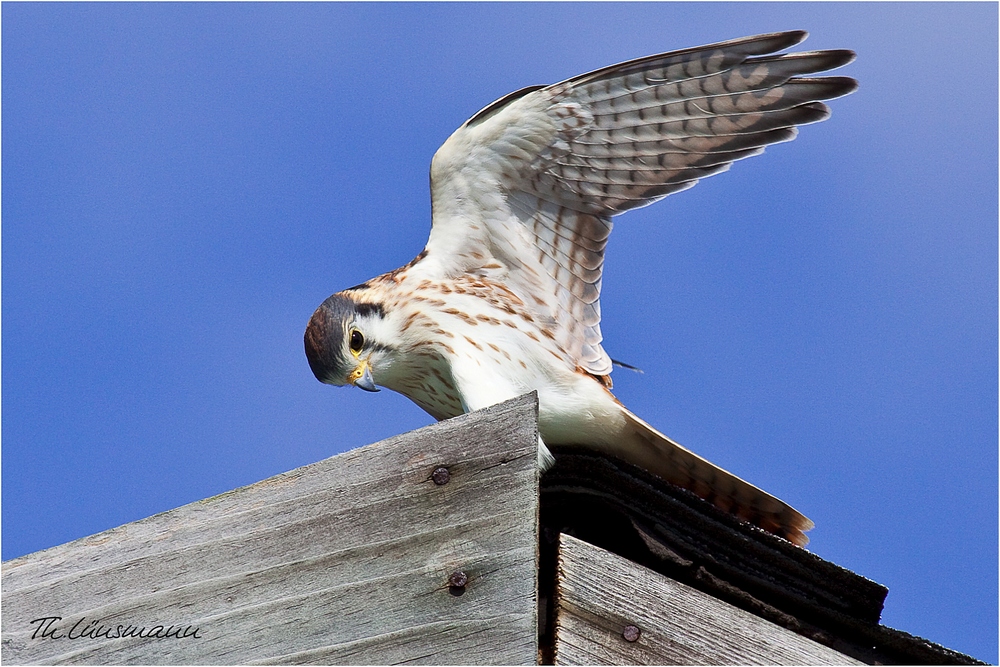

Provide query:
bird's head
left=304, top=292, right=394, bottom=393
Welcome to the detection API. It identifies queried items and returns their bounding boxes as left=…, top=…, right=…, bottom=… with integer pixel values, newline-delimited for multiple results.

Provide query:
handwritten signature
left=29, top=617, right=201, bottom=641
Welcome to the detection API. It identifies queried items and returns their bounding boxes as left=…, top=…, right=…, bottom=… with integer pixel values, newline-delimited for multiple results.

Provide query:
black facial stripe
left=354, top=302, right=385, bottom=319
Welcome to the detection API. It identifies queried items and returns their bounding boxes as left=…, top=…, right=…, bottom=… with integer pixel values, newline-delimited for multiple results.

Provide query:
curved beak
left=351, top=360, right=380, bottom=393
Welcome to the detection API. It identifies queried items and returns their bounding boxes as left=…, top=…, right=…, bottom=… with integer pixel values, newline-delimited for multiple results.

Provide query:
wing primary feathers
left=564, top=31, right=811, bottom=89
left=427, top=29, right=856, bottom=378
left=742, top=48, right=856, bottom=76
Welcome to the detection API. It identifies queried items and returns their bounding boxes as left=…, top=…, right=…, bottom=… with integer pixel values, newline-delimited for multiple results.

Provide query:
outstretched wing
left=419, top=31, right=856, bottom=376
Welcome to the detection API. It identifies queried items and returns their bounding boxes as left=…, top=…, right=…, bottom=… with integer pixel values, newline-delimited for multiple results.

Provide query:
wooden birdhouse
left=1, top=394, right=981, bottom=665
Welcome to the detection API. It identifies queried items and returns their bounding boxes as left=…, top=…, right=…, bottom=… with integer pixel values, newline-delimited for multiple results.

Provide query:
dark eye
left=349, top=329, right=364, bottom=354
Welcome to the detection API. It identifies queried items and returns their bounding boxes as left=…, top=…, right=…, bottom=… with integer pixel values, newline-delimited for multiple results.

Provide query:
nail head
left=622, top=624, right=640, bottom=642
left=432, top=467, right=450, bottom=485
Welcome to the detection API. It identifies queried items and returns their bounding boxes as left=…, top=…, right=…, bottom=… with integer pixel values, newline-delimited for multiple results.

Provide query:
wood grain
left=2, top=394, right=541, bottom=665
left=553, top=533, right=862, bottom=665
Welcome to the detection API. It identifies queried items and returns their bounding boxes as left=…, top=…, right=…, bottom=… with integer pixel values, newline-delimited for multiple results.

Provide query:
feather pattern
left=421, top=31, right=856, bottom=376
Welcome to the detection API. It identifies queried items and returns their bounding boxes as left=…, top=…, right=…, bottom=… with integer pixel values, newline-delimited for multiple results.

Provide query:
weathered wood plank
left=553, top=533, right=862, bottom=665
left=2, top=394, right=541, bottom=665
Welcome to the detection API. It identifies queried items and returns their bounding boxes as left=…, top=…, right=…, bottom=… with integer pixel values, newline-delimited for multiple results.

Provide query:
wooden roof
left=541, top=444, right=981, bottom=665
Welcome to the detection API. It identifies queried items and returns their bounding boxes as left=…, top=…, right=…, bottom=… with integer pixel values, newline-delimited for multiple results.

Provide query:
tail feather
left=616, top=408, right=813, bottom=547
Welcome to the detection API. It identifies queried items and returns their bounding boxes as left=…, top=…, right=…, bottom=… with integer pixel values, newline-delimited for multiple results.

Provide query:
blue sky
left=3, top=3, right=996, bottom=661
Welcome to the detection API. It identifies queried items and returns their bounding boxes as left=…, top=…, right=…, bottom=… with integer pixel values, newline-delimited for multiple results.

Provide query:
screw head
left=432, top=466, right=450, bottom=485
left=622, top=624, right=641, bottom=642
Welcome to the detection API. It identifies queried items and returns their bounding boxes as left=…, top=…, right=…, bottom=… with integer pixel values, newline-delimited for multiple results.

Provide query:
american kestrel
left=304, top=31, right=856, bottom=547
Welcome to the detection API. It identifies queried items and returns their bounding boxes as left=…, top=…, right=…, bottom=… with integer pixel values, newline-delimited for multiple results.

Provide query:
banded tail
left=617, top=408, right=813, bottom=547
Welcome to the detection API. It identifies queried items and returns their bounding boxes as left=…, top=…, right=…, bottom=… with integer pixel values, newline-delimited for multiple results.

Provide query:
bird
left=304, top=31, right=857, bottom=547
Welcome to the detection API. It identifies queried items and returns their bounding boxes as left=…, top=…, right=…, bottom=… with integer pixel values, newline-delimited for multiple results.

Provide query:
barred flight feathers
left=424, top=30, right=856, bottom=378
